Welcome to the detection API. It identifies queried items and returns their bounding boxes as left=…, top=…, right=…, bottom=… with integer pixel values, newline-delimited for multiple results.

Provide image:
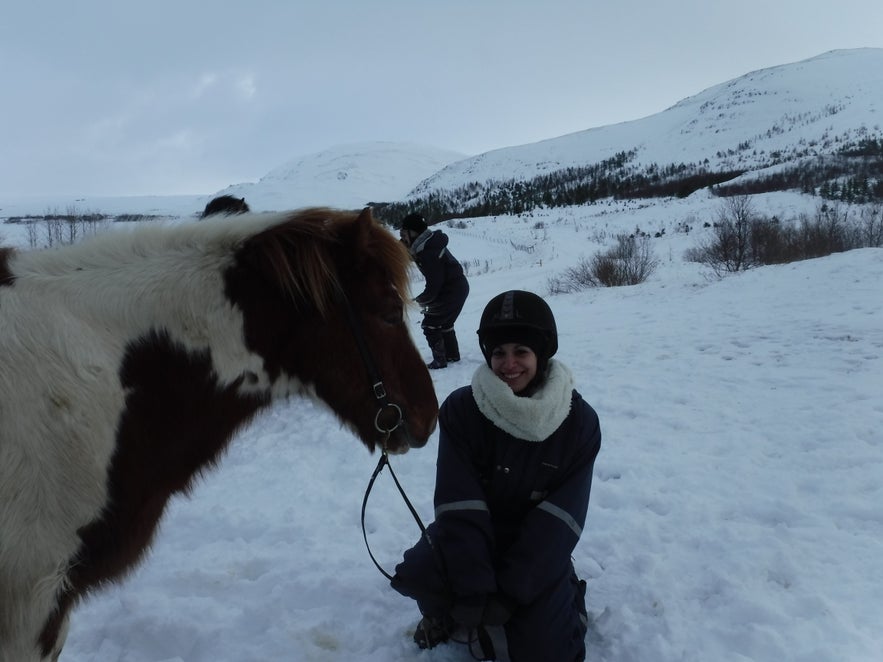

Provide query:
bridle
left=337, top=290, right=436, bottom=581
left=338, top=290, right=404, bottom=440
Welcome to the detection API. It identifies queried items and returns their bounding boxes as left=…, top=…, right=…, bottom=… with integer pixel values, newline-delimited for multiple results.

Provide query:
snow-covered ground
left=2, top=193, right=882, bottom=661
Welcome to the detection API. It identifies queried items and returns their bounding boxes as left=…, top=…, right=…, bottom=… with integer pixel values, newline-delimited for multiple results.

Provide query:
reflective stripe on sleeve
left=435, top=499, right=489, bottom=518
left=536, top=501, right=583, bottom=538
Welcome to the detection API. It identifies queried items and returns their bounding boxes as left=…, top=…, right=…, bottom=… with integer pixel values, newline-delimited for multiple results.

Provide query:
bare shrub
left=858, top=204, right=883, bottom=247
left=687, top=198, right=881, bottom=274
left=692, top=195, right=755, bottom=274
left=799, top=203, right=851, bottom=258
left=547, top=234, right=657, bottom=293
left=33, top=206, right=109, bottom=248
left=26, top=220, right=39, bottom=248
left=604, top=234, right=658, bottom=286
left=548, top=257, right=597, bottom=294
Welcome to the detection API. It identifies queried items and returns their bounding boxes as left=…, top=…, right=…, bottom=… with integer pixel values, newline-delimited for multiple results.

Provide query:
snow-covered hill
left=412, top=48, right=883, bottom=196
left=214, top=141, right=467, bottom=211
left=0, top=142, right=466, bottom=219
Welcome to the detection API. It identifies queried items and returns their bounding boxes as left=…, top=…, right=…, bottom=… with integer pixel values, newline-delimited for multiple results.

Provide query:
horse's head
left=225, top=207, right=438, bottom=453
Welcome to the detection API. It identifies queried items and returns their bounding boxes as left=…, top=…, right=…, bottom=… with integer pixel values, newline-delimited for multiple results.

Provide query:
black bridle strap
left=339, top=289, right=389, bottom=403
left=338, top=290, right=406, bottom=436
left=360, top=449, right=435, bottom=581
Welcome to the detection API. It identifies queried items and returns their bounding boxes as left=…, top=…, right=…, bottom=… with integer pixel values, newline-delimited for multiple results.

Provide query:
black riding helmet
left=477, top=290, right=558, bottom=375
left=400, top=213, right=428, bottom=234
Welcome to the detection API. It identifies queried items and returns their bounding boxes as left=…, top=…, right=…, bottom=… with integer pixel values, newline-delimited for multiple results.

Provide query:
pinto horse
left=0, top=207, right=438, bottom=662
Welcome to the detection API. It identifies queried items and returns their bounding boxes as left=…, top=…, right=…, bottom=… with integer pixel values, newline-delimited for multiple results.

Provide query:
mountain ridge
left=409, top=48, right=883, bottom=200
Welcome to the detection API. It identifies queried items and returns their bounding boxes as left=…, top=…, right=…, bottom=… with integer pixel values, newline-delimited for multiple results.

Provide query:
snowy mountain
left=213, top=141, right=467, bottom=211
left=410, top=48, right=883, bottom=198
left=4, top=49, right=881, bottom=221
left=0, top=142, right=466, bottom=219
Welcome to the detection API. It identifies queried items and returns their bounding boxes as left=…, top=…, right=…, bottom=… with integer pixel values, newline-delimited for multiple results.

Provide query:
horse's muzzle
left=406, top=413, right=437, bottom=449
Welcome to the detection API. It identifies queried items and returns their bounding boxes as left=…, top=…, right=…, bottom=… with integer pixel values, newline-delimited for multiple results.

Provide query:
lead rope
left=361, top=448, right=495, bottom=660
left=359, top=446, right=487, bottom=655
left=360, top=442, right=443, bottom=581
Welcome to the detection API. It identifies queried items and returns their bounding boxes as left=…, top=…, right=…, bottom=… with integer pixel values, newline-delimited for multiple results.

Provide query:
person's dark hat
left=401, top=213, right=428, bottom=234
left=477, top=290, right=558, bottom=371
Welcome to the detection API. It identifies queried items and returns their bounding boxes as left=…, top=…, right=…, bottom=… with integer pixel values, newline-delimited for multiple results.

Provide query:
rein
left=337, top=290, right=444, bottom=582
left=360, top=449, right=432, bottom=580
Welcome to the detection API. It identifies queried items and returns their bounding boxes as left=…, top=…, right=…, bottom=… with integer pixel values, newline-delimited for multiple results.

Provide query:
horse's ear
left=352, top=207, right=374, bottom=252
left=357, top=207, right=373, bottom=229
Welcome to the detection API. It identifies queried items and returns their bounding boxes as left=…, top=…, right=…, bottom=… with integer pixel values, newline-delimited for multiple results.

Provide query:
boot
left=413, top=615, right=451, bottom=649
left=426, top=334, right=447, bottom=369
left=442, top=328, right=460, bottom=363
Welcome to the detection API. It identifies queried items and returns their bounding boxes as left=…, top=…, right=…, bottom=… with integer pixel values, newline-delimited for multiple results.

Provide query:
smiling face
left=490, top=342, right=538, bottom=394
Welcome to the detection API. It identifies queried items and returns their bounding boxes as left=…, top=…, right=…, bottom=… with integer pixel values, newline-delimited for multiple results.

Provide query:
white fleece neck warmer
left=471, top=359, right=574, bottom=441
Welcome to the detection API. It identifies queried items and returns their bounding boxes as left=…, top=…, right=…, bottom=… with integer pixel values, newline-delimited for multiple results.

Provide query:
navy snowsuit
left=410, top=229, right=469, bottom=365
left=391, top=382, right=602, bottom=661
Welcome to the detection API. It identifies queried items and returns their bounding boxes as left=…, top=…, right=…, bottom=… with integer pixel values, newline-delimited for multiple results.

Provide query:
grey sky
left=2, top=0, right=881, bottom=196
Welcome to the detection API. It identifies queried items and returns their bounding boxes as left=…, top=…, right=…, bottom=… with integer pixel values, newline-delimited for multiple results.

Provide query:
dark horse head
left=224, top=206, right=438, bottom=452
left=201, top=194, right=250, bottom=218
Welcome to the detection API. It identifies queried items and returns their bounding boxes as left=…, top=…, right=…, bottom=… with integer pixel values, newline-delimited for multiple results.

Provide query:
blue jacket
left=393, top=361, right=601, bottom=609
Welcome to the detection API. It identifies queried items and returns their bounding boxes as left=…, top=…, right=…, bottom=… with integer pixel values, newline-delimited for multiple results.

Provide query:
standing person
left=399, top=212, right=469, bottom=369
left=200, top=195, right=250, bottom=218
left=390, top=290, right=602, bottom=661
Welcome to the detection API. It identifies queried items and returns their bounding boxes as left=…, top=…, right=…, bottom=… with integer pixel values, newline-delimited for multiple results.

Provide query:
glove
left=450, top=595, right=487, bottom=629
left=482, top=593, right=517, bottom=626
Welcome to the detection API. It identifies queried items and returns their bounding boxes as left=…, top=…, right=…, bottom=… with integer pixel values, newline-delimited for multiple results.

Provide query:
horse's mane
left=4, top=208, right=411, bottom=322
left=244, top=207, right=412, bottom=317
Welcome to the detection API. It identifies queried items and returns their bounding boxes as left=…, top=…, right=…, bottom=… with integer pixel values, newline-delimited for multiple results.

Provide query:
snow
left=3, top=192, right=880, bottom=662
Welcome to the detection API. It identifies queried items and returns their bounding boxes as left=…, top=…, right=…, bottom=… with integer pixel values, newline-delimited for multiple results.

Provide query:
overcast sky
left=2, top=0, right=882, bottom=197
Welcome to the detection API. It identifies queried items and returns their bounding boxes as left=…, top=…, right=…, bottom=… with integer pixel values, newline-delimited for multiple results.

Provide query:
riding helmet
left=401, top=213, right=428, bottom=234
left=477, top=290, right=558, bottom=370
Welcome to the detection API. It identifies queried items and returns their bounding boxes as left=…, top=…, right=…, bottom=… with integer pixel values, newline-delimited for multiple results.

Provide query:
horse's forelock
left=247, top=208, right=411, bottom=316
left=245, top=210, right=340, bottom=316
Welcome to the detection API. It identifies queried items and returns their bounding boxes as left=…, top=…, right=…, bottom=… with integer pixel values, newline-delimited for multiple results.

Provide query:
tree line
left=372, top=137, right=883, bottom=226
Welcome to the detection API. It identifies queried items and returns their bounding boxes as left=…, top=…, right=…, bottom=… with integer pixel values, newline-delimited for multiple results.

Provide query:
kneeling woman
left=391, top=290, right=602, bottom=661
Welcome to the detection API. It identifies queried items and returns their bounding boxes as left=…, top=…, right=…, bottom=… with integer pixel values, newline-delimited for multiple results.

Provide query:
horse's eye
left=382, top=304, right=404, bottom=325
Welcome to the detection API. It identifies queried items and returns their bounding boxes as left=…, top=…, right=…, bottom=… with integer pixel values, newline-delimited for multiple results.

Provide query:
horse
left=0, top=207, right=439, bottom=662
left=200, top=194, right=250, bottom=218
